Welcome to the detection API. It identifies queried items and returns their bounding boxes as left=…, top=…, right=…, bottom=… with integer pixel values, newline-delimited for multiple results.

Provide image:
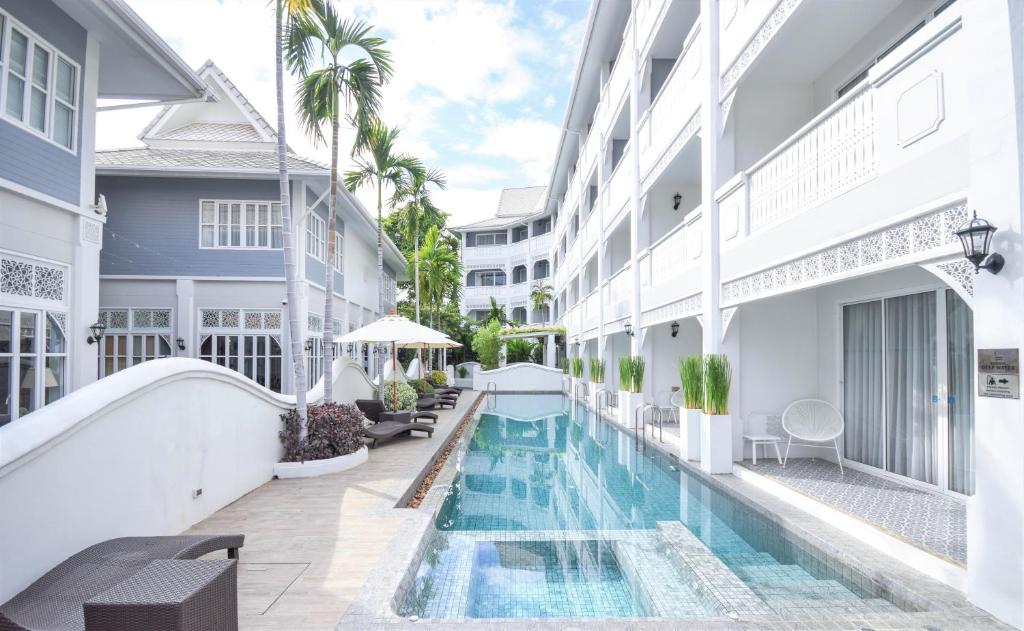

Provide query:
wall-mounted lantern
left=86, top=321, right=107, bottom=345
left=175, top=337, right=186, bottom=351
left=956, top=211, right=1004, bottom=274
left=672, top=193, right=682, bottom=211
left=670, top=321, right=679, bottom=337
left=624, top=323, right=634, bottom=337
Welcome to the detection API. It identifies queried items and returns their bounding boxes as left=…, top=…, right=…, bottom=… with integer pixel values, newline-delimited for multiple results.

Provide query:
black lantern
left=624, top=322, right=634, bottom=337
left=672, top=192, right=682, bottom=211
left=86, top=321, right=107, bottom=345
left=670, top=321, right=679, bottom=337
left=304, top=339, right=314, bottom=352
left=956, top=211, right=1004, bottom=275
left=175, top=337, right=186, bottom=351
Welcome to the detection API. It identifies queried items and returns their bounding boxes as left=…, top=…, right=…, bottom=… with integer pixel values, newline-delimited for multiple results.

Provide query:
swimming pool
left=398, top=394, right=907, bottom=620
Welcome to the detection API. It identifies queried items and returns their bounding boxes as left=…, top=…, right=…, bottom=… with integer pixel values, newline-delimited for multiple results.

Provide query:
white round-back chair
left=781, top=399, right=845, bottom=474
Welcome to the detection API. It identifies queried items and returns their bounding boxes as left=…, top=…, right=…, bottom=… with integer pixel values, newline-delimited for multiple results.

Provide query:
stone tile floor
left=739, top=458, right=966, bottom=565
left=186, top=392, right=482, bottom=631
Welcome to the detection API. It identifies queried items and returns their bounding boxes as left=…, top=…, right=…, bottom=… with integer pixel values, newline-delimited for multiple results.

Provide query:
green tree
left=418, top=225, right=462, bottom=368
left=486, top=296, right=507, bottom=326
left=393, top=168, right=446, bottom=325
left=472, top=319, right=502, bottom=370
left=288, top=1, right=391, bottom=402
left=505, top=339, right=535, bottom=364
left=274, top=0, right=313, bottom=431
left=530, top=282, right=554, bottom=322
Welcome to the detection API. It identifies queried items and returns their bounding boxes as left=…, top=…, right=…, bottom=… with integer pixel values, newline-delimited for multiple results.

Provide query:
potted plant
left=273, top=403, right=368, bottom=478
left=617, top=356, right=643, bottom=426
left=588, top=358, right=605, bottom=401
left=700, top=354, right=733, bottom=474
left=570, top=356, right=584, bottom=399
left=678, top=356, right=703, bottom=461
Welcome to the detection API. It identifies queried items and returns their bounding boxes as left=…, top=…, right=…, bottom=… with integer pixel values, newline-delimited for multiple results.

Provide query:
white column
left=700, top=0, right=722, bottom=355
left=962, top=1, right=1024, bottom=626
left=70, top=217, right=102, bottom=391
left=597, top=130, right=608, bottom=383
left=174, top=279, right=195, bottom=358
left=628, top=18, right=642, bottom=357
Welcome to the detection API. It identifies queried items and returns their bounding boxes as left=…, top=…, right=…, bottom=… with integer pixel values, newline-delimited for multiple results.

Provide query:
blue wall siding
left=98, top=176, right=288, bottom=277
left=0, top=0, right=85, bottom=205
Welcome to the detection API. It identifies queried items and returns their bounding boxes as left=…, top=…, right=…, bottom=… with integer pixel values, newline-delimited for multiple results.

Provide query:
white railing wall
left=603, top=264, right=633, bottom=322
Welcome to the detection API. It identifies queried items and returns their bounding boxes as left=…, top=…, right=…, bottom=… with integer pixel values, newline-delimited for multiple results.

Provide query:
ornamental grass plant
left=678, top=356, right=704, bottom=410
left=703, top=354, right=732, bottom=415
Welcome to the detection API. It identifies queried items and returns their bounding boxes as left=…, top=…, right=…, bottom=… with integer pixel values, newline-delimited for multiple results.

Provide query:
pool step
left=613, top=536, right=719, bottom=618
left=655, top=522, right=774, bottom=618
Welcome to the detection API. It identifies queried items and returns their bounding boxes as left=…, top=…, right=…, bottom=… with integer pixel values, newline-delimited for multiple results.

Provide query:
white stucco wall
left=0, top=356, right=372, bottom=603
left=474, top=363, right=564, bottom=391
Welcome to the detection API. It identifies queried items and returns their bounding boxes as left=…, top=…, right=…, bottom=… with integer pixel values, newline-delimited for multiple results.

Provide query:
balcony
left=594, top=27, right=632, bottom=147
left=462, top=243, right=509, bottom=265
left=580, top=288, right=600, bottom=335
left=602, top=263, right=632, bottom=324
left=603, top=144, right=633, bottom=231
left=715, top=6, right=967, bottom=283
left=637, top=21, right=701, bottom=190
left=640, top=208, right=702, bottom=314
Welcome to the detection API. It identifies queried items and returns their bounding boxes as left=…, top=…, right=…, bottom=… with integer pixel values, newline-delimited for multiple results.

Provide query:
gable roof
left=138, top=60, right=277, bottom=145
left=95, top=147, right=327, bottom=174
left=496, top=185, right=547, bottom=217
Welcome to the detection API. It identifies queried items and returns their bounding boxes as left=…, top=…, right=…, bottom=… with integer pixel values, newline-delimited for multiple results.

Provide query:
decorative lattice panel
left=0, top=255, right=66, bottom=304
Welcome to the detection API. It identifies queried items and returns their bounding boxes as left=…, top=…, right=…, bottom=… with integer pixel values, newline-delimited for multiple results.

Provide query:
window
left=0, top=308, right=66, bottom=425
left=383, top=272, right=397, bottom=304
left=474, top=270, right=506, bottom=287
left=200, top=200, right=281, bottom=249
left=97, top=308, right=173, bottom=378
left=307, top=214, right=326, bottom=261
left=512, top=266, right=527, bottom=284
left=533, top=259, right=550, bottom=279
left=512, top=225, right=528, bottom=243
left=472, top=232, right=508, bottom=247
left=333, top=231, right=343, bottom=272
left=199, top=308, right=283, bottom=392
left=0, top=12, right=80, bottom=151
left=533, top=217, right=552, bottom=235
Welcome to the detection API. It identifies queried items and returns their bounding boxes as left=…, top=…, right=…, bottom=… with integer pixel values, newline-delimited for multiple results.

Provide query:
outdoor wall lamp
left=956, top=211, right=1004, bottom=275
left=670, top=321, right=679, bottom=337
left=672, top=193, right=682, bottom=211
left=86, top=321, right=107, bottom=345
left=624, top=323, right=634, bottom=337
left=175, top=337, right=186, bottom=351
left=304, top=339, right=314, bottom=352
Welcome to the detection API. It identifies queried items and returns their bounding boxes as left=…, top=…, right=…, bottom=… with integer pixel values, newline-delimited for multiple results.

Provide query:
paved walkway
left=185, top=393, right=480, bottom=631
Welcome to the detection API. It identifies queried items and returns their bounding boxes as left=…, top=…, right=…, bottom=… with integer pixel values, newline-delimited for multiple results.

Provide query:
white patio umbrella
left=335, top=312, right=461, bottom=407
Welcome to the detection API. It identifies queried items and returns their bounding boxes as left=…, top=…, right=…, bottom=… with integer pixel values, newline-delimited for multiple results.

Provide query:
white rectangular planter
left=681, top=408, right=702, bottom=461
left=619, top=391, right=644, bottom=428
left=700, top=413, right=733, bottom=474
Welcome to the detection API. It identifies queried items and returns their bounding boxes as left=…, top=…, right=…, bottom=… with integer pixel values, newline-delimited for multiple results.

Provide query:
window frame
left=333, top=231, right=343, bottom=273
left=0, top=307, right=67, bottom=425
left=306, top=213, right=326, bottom=261
left=198, top=199, right=283, bottom=250
left=0, top=10, right=81, bottom=154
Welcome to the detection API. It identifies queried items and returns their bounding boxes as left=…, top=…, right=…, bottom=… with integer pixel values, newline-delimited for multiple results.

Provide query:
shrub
left=457, top=365, right=469, bottom=378
left=618, top=356, right=633, bottom=391
left=703, top=354, right=732, bottom=415
left=279, top=403, right=364, bottom=463
left=530, top=343, right=544, bottom=365
left=678, top=355, right=704, bottom=410
left=381, top=380, right=418, bottom=412
left=630, top=356, right=645, bottom=393
left=429, top=370, right=448, bottom=386
left=408, top=378, right=435, bottom=395
left=506, top=338, right=535, bottom=363
left=570, top=356, right=584, bottom=379
left=472, top=319, right=502, bottom=369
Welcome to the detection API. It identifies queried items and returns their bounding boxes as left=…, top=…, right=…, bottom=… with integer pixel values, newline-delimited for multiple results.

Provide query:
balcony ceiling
left=742, top=0, right=902, bottom=85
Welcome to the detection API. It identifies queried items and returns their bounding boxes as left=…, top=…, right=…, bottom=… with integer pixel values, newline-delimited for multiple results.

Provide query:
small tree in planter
left=569, top=356, right=584, bottom=399
left=617, top=356, right=636, bottom=426
left=588, top=358, right=605, bottom=400
left=678, top=356, right=703, bottom=461
left=700, top=354, right=733, bottom=474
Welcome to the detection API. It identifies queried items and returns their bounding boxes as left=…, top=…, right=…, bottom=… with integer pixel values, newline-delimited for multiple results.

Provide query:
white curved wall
left=0, top=357, right=373, bottom=603
left=473, top=363, right=563, bottom=391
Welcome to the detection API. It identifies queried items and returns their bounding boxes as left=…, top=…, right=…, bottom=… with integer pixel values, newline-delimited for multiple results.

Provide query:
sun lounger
left=362, top=420, right=434, bottom=448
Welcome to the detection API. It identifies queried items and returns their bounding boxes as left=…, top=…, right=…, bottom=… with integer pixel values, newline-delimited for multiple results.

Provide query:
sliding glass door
left=842, top=289, right=974, bottom=495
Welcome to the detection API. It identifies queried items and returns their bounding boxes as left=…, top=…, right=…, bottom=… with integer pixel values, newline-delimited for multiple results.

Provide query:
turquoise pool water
left=399, top=394, right=905, bottom=620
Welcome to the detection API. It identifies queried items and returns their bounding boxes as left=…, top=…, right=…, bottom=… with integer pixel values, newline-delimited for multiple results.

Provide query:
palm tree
left=418, top=225, right=462, bottom=368
left=485, top=297, right=508, bottom=326
left=530, top=282, right=554, bottom=323
left=288, top=1, right=391, bottom=403
left=275, top=0, right=313, bottom=432
left=394, top=168, right=446, bottom=325
left=344, top=122, right=424, bottom=388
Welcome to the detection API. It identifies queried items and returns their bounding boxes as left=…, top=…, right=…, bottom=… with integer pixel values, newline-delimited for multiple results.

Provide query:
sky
left=96, top=0, right=590, bottom=227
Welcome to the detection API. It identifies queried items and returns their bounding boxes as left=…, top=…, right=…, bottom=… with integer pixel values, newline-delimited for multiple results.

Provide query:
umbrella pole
left=392, top=341, right=398, bottom=410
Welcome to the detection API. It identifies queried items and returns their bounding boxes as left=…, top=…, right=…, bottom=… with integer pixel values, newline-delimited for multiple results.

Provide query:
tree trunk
left=414, top=232, right=421, bottom=374
left=276, top=3, right=308, bottom=433
left=323, top=98, right=340, bottom=403
left=376, top=180, right=385, bottom=400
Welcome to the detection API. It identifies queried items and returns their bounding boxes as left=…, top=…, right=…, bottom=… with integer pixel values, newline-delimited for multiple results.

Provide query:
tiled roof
left=496, top=185, right=546, bottom=217
left=155, top=122, right=263, bottom=143
left=95, top=147, right=327, bottom=173
left=456, top=216, right=522, bottom=230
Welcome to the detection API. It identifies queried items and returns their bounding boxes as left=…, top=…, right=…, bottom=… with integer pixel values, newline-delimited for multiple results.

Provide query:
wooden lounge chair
left=362, top=420, right=434, bottom=448
left=0, top=535, right=243, bottom=631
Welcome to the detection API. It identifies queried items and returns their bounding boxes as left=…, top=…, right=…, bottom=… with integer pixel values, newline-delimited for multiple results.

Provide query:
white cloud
left=434, top=188, right=502, bottom=227
left=444, top=164, right=510, bottom=187
left=475, top=118, right=560, bottom=184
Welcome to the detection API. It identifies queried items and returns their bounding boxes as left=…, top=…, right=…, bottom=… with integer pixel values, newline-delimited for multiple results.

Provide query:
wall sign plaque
left=978, top=348, right=1019, bottom=399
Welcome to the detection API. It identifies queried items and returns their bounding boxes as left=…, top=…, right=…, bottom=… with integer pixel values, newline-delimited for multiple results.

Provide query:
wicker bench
left=83, top=560, right=237, bottom=631
left=0, top=535, right=243, bottom=631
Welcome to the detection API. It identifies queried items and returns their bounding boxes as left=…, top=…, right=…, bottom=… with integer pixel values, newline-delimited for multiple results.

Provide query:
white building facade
left=545, top=0, right=1024, bottom=626
left=454, top=186, right=554, bottom=325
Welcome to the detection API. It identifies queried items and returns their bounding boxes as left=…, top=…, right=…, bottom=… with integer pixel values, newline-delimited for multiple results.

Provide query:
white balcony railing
left=461, top=244, right=509, bottom=262
left=635, top=0, right=668, bottom=58
left=637, top=22, right=701, bottom=183
left=747, top=85, right=876, bottom=232
left=603, top=263, right=632, bottom=322
left=604, top=145, right=633, bottom=230
left=594, top=24, right=632, bottom=142
left=581, top=288, right=600, bottom=332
